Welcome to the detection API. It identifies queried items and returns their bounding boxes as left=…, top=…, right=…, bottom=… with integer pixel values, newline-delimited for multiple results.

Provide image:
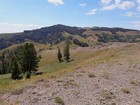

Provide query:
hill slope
left=0, top=24, right=140, bottom=50
left=1, top=42, right=140, bottom=105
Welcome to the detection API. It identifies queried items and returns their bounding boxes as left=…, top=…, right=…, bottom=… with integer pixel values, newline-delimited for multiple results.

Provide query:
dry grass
left=0, top=43, right=139, bottom=99
left=130, top=80, right=138, bottom=85
left=121, top=88, right=131, bottom=94
left=101, top=71, right=110, bottom=79
left=102, top=90, right=115, bottom=100
left=55, top=96, right=65, bottom=105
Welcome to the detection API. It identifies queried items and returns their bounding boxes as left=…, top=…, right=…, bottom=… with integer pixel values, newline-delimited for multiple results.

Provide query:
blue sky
left=0, top=0, right=140, bottom=33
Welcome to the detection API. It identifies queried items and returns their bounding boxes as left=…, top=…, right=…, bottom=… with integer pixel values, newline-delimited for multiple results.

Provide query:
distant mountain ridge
left=91, top=27, right=138, bottom=32
left=0, top=24, right=140, bottom=50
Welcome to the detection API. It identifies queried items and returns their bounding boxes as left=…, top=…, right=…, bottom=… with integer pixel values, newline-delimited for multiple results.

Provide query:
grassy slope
left=62, top=32, right=89, bottom=43
left=0, top=42, right=140, bottom=103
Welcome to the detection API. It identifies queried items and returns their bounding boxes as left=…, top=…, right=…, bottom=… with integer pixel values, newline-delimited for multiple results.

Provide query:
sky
left=0, top=0, right=140, bottom=33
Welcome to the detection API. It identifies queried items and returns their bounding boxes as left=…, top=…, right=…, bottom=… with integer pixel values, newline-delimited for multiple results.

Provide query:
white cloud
left=101, top=0, right=112, bottom=4
left=79, top=3, right=86, bottom=7
left=115, top=0, right=121, bottom=4
left=87, top=9, right=98, bottom=15
left=102, top=4, right=116, bottom=10
left=0, top=23, right=41, bottom=33
left=124, top=11, right=140, bottom=18
left=101, top=0, right=135, bottom=10
left=136, top=0, right=140, bottom=11
left=124, top=11, right=135, bottom=17
left=137, top=0, right=140, bottom=4
left=132, top=21, right=140, bottom=29
left=137, top=6, right=140, bottom=11
left=48, top=0, right=64, bottom=5
left=118, top=1, right=135, bottom=10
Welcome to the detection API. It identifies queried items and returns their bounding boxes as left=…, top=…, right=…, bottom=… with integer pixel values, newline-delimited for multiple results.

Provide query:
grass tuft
left=88, top=73, right=96, bottom=78
left=55, top=96, right=65, bottom=105
left=121, top=88, right=131, bottom=94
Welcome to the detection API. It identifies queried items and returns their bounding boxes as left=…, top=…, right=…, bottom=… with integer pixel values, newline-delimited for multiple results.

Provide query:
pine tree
left=0, top=51, right=14, bottom=74
left=19, top=43, right=39, bottom=73
left=10, top=57, right=21, bottom=80
left=63, top=41, right=70, bottom=62
left=57, top=47, right=62, bottom=63
left=1, top=52, right=6, bottom=74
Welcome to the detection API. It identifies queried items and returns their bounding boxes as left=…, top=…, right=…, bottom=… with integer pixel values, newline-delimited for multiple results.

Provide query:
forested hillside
left=0, top=24, right=140, bottom=50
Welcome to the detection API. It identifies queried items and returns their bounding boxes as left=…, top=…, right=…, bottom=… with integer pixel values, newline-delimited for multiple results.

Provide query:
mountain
left=0, top=24, right=140, bottom=50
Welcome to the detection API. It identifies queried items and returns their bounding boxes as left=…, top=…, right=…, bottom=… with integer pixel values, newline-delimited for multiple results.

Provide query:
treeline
left=96, top=34, right=140, bottom=43
left=0, top=41, right=72, bottom=80
left=73, top=39, right=89, bottom=47
left=0, top=43, right=40, bottom=80
left=92, top=27, right=137, bottom=33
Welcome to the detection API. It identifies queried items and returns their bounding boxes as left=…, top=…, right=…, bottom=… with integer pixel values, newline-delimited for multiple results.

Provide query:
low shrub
left=25, top=71, right=31, bottom=79
left=88, top=73, right=96, bottom=78
left=55, top=96, right=65, bottom=105
left=121, top=88, right=130, bottom=94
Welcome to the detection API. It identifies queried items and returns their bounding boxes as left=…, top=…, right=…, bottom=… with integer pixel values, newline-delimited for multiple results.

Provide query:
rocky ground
left=1, top=43, right=140, bottom=105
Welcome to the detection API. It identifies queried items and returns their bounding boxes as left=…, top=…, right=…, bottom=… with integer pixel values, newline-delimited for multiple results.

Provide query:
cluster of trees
left=11, top=43, right=40, bottom=80
left=0, top=25, right=86, bottom=50
left=57, top=41, right=71, bottom=63
left=96, top=34, right=140, bottom=43
left=92, top=27, right=137, bottom=33
left=73, top=39, right=89, bottom=47
left=0, top=43, right=40, bottom=80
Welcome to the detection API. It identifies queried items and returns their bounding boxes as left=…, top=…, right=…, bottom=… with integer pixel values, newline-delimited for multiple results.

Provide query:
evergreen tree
left=10, top=57, right=21, bottom=80
left=1, top=52, right=6, bottom=74
left=63, top=41, right=70, bottom=62
left=25, top=71, right=31, bottom=79
left=19, top=43, right=39, bottom=73
left=0, top=51, right=14, bottom=74
left=57, top=47, right=62, bottom=63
